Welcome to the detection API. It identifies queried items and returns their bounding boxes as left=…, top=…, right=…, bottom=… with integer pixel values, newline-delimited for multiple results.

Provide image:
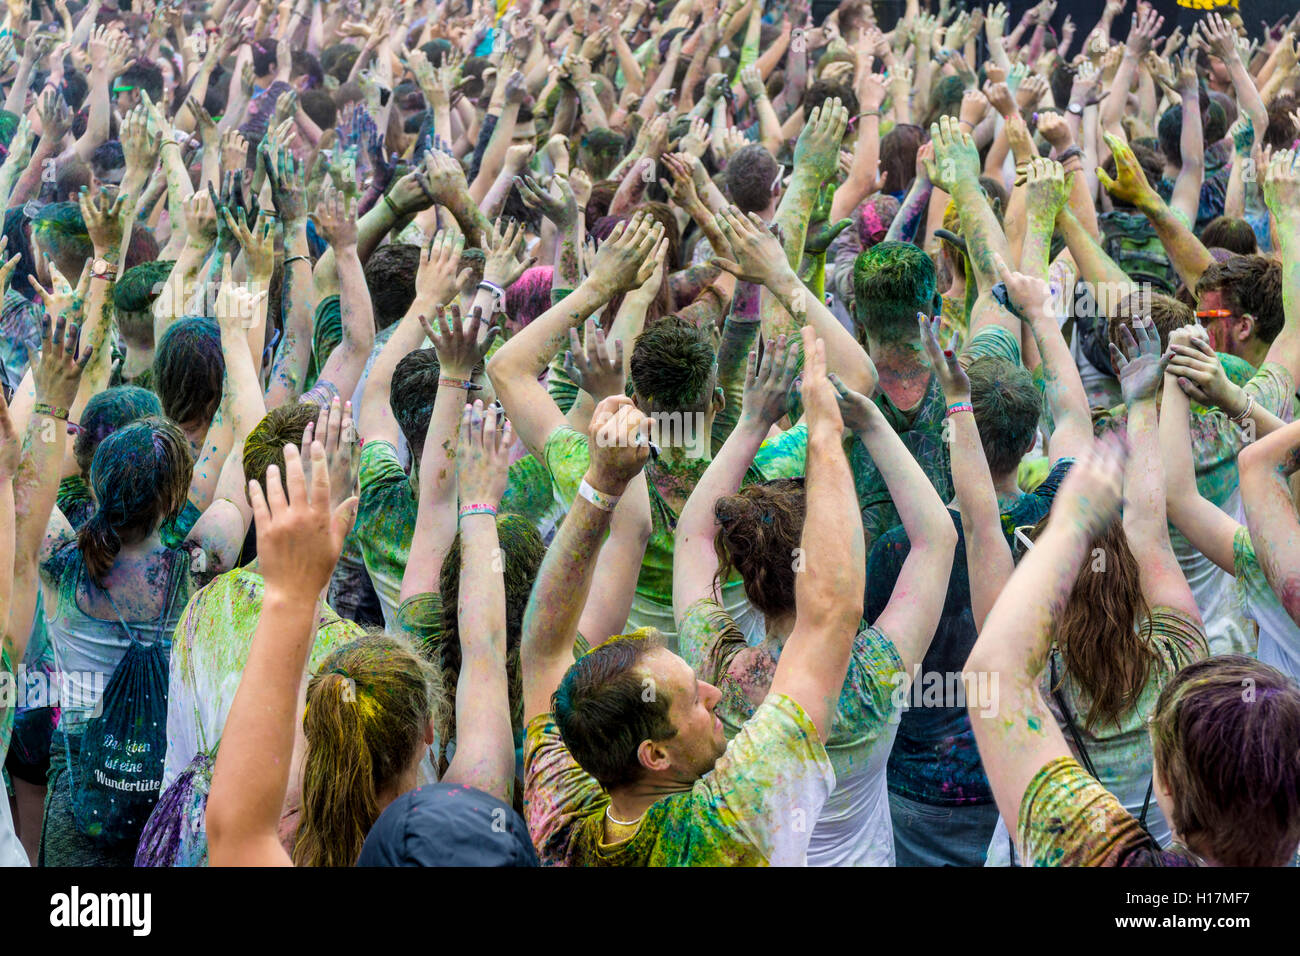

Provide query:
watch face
left=93, top=258, right=110, bottom=274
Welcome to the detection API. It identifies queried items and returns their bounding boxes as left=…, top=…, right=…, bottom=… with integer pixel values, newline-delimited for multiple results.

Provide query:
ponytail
left=292, top=635, right=439, bottom=867
left=78, top=513, right=122, bottom=585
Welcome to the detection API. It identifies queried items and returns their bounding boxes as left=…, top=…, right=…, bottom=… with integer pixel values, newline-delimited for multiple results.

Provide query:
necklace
left=604, top=804, right=646, bottom=828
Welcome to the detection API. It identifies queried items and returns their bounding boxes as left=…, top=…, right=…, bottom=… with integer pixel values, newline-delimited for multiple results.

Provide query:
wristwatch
left=1066, top=102, right=1084, bottom=116
left=91, top=257, right=115, bottom=279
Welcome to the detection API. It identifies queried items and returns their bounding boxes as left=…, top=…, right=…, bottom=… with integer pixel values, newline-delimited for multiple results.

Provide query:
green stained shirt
left=356, top=440, right=564, bottom=628
left=523, top=693, right=834, bottom=866
left=541, top=423, right=809, bottom=624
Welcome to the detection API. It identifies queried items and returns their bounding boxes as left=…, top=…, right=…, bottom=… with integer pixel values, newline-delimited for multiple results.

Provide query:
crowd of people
left=0, top=0, right=1298, bottom=869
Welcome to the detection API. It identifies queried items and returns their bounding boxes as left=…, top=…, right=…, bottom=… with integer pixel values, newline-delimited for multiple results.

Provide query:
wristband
left=459, top=504, right=497, bottom=519
left=945, top=401, right=974, bottom=418
left=382, top=192, right=405, bottom=217
left=1228, top=393, right=1254, bottom=424
left=1057, top=145, right=1084, bottom=164
left=34, top=402, right=69, bottom=421
left=438, top=376, right=481, bottom=391
left=284, top=254, right=310, bottom=267
left=478, top=279, right=506, bottom=301
left=578, top=477, right=620, bottom=512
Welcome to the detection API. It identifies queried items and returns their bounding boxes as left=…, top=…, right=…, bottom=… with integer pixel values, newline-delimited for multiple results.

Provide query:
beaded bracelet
left=34, top=402, right=69, bottom=421
left=459, top=504, right=497, bottom=519
left=438, top=376, right=481, bottom=391
left=945, top=401, right=974, bottom=418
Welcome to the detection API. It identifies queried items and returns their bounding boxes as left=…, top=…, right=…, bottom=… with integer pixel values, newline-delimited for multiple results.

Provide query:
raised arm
left=1260, top=149, right=1300, bottom=386
left=967, top=439, right=1126, bottom=840
left=440, top=403, right=516, bottom=805
left=1110, top=318, right=1200, bottom=619
left=311, top=183, right=375, bottom=402
left=674, top=336, right=800, bottom=624
left=207, top=441, right=357, bottom=867
left=1239, top=419, right=1300, bottom=628
left=766, top=328, right=865, bottom=742
left=520, top=396, right=652, bottom=724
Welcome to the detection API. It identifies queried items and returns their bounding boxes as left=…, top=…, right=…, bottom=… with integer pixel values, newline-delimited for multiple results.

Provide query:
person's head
left=968, top=357, right=1041, bottom=479
left=153, top=317, right=225, bottom=453
left=113, top=60, right=164, bottom=111
left=299, top=89, right=338, bottom=131
left=60, top=70, right=89, bottom=113
left=113, top=259, right=175, bottom=346
left=430, top=515, right=545, bottom=773
left=921, top=75, right=966, bottom=128
left=1029, top=516, right=1155, bottom=732
left=577, top=128, right=625, bottom=182
left=320, top=43, right=361, bottom=83
left=74, top=386, right=164, bottom=478
left=291, top=50, right=324, bottom=92
left=1150, top=656, right=1300, bottom=866
left=1107, top=290, right=1194, bottom=355
left=251, top=41, right=278, bottom=79
left=1264, top=95, right=1299, bottom=151
left=724, top=144, right=782, bottom=215
left=1199, top=216, right=1257, bottom=256
left=293, top=633, right=441, bottom=868
left=852, top=240, right=940, bottom=346
left=553, top=631, right=726, bottom=792
left=1194, top=254, right=1284, bottom=357
left=854, top=193, right=900, bottom=248
left=1206, top=91, right=1234, bottom=142
left=78, top=417, right=192, bottom=583
left=879, top=124, right=925, bottom=194
left=90, top=141, right=125, bottom=191
left=803, top=78, right=858, bottom=124
left=363, top=243, right=420, bottom=330
left=503, top=265, right=553, bottom=335
left=30, top=202, right=92, bottom=286
left=243, top=403, right=321, bottom=494
left=356, top=782, right=539, bottom=866
left=628, top=316, right=722, bottom=446
left=713, top=478, right=805, bottom=619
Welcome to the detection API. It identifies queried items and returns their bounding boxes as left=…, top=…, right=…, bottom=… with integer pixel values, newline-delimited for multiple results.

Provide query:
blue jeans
left=888, top=791, right=1000, bottom=867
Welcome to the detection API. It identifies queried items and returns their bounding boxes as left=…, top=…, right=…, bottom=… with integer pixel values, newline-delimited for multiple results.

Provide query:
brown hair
left=1151, top=656, right=1300, bottom=866
left=242, top=403, right=321, bottom=493
left=1033, top=518, right=1158, bottom=731
left=293, top=633, right=441, bottom=867
left=1107, top=290, right=1194, bottom=353
left=713, top=479, right=806, bottom=619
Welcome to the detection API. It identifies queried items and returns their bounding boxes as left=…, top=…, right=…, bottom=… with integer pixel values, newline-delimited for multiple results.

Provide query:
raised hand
left=312, top=181, right=358, bottom=247
left=792, top=97, right=850, bottom=181
left=414, top=229, right=469, bottom=308
left=1165, top=328, right=1248, bottom=414
left=1110, top=315, right=1168, bottom=405
left=30, top=312, right=92, bottom=412
left=928, top=114, right=981, bottom=192
left=1096, top=131, right=1159, bottom=208
left=302, top=396, right=360, bottom=509
left=711, top=205, right=791, bottom=285
left=248, top=441, right=358, bottom=601
left=917, top=313, right=971, bottom=404
left=78, top=187, right=129, bottom=253
left=482, top=217, right=536, bottom=288
left=739, top=333, right=799, bottom=430
left=587, top=212, right=666, bottom=296
left=457, top=400, right=513, bottom=509
left=991, top=252, right=1054, bottom=323
left=1125, top=5, right=1164, bottom=56
left=515, top=172, right=577, bottom=229
left=799, top=326, right=844, bottom=437
left=1024, top=157, right=1072, bottom=224
left=224, top=208, right=277, bottom=282
left=420, top=303, right=500, bottom=380
left=563, top=317, right=625, bottom=404
left=586, top=394, right=651, bottom=491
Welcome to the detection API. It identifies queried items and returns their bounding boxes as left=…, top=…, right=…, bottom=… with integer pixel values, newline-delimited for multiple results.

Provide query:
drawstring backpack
left=52, top=551, right=184, bottom=849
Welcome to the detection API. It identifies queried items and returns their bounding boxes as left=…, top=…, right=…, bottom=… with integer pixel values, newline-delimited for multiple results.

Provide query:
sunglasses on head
left=1195, top=309, right=1233, bottom=319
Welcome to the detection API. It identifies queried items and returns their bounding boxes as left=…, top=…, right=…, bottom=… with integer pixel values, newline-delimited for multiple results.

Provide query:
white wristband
left=578, top=478, right=620, bottom=512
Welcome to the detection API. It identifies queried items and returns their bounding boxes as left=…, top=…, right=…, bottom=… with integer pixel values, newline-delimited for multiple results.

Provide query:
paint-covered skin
left=522, top=693, right=834, bottom=866
left=541, top=424, right=807, bottom=619
left=1018, top=757, right=1194, bottom=867
left=1231, top=526, right=1300, bottom=682
left=677, top=596, right=904, bottom=865
left=355, top=439, right=563, bottom=627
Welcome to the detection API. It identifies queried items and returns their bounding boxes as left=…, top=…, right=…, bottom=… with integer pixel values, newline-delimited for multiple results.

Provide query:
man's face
left=116, top=87, right=141, bottom=111
left=640, top=648, right=727, bottom=782
left=1197, top=289, right=1249, bottom=356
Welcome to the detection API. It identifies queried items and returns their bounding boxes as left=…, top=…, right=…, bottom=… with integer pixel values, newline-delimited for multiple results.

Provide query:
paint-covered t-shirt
left=355, top=439, right=563, bottom=628
left=1096, top=361, right=1295, bottom=658
left=1045, top=607, right=1206, bottom=845
left=867, top=457, right=1074, bottom=806
left=854, top=325, right=1021, bottom=543
left=523, top=692, right=834, bottom=866
left=161, top=566, right=363, bottom=791
left=1233, top=526, right=1300, bottom=682
left=678, top=597, right=903, bottom=865
left=542, top=424, right=809, bottom=641
left=1018, top=756, right=1195, bottom=867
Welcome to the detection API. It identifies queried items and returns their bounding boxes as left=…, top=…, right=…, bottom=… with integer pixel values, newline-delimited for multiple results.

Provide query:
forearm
left=1135, top=190, right=1213, bottom=292
left=264, top=232, right=314, bottom=407
left=1124, top=398, right=1173, bottom=555
left=469, top=103, right=520, bottom=202
left=831, top=115, right=880, bottom=222
left=1025, top=307, right=1092, bottom=456
left=74, top=65, right=112, bottom=162
left=950, top=178, right=1014, bottom=292
left=766, top=269, right=877, bottom=394
left=1056, top=207, right=1135, bottom=310
left=1240, top=424, right=1300, bottom=624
